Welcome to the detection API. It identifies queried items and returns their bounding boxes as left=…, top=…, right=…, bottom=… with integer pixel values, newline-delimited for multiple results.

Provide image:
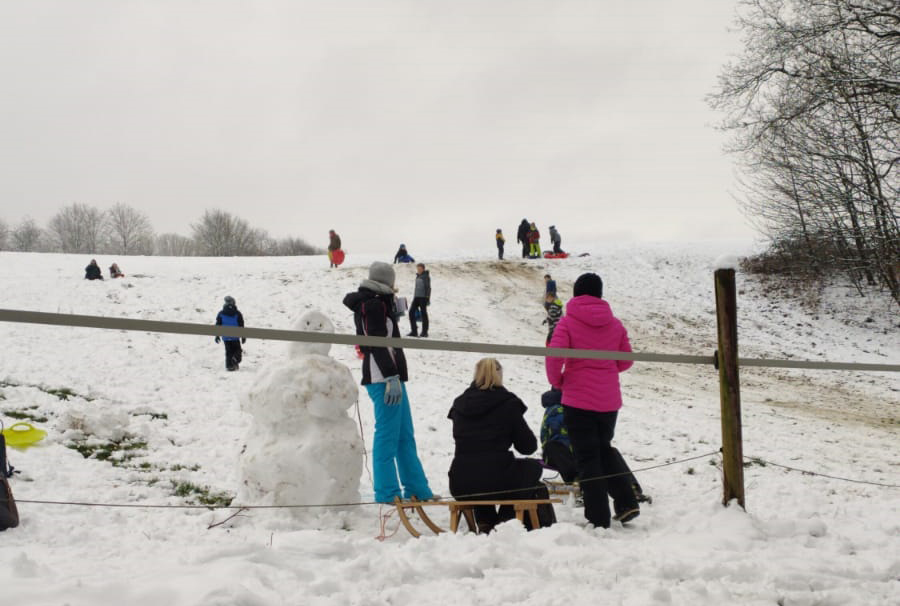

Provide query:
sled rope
left=1, top=309, right=897, bottom=372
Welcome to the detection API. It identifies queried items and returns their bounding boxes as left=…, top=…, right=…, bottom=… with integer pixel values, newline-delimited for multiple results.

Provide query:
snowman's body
left=237, top=311, right=363, bottom=513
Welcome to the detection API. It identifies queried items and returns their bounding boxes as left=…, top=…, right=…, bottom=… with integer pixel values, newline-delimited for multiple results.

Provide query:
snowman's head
left=289, top=310, right=335, bottom=357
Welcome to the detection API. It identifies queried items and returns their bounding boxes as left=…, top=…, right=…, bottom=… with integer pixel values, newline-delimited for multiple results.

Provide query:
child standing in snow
left=542, top=292, right=564, bottom=345
left=343, top=262, right=434, bottom=503
left=495, top=229, right=505, bottom=260
left=215, top=296, right=245, bottom=371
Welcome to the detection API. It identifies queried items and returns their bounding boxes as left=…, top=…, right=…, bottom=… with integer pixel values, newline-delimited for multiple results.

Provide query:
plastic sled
left=1, top=422, right=47, bottom=449
left=542, top=251, right=569, bottom=259
left=331, top=249, right=345, bottom=266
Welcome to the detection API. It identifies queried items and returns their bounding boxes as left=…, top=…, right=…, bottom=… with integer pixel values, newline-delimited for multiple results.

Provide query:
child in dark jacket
left=215, top=296, right=245, bottom=371
left=540, top=387, right=649, bottom=501
left=543, top=293, right=563, bottom=345
left=84, top=259, right=103, bottom=280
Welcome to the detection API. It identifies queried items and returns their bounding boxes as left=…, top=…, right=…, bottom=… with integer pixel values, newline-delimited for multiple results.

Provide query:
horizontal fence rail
left=0, top=309, right=898, bottom=373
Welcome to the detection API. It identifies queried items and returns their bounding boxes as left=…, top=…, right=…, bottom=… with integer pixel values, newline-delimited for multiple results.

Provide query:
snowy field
left=0, top=243, right=897, bottom=606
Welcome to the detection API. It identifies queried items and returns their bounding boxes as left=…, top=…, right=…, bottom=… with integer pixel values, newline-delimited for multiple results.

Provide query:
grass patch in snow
left=1, top=407, right=49, bottom=423
left=171, top=481, right=233, bottom=507
left=67, top=438, right=148, bottom=466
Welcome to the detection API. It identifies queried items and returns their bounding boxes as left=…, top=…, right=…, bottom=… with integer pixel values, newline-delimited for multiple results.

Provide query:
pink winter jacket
left=545, top=295, right=633, bottom=413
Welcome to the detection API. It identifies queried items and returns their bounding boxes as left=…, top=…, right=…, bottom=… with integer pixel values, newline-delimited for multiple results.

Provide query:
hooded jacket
left=215, top=304, right=245, bottom=342
left=448, top=385, right=536, bottom=458
left=343, top=288, right=408, bottom=384
left=545, top=295, right=632, bottom=412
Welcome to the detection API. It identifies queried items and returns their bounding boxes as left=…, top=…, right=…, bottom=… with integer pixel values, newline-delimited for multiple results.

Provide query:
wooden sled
left=393, top=497, right=561, bottom=538
left=542, top=479, right=581, bottom=497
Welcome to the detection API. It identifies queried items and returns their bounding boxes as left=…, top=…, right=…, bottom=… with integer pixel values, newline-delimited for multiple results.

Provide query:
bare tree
left=191, top=209, right=269, bottom=256
left=47, top=203, right=108, bottom=253
left=106, top=203, right=154, bottom=256
left=155, top=233, right=197, bottom=257
left=272, top=237, right=320, bottom=256
left=710, top=0, right=899, bottom=305
left=0, top=219, right=8, bottom=250
left=11, top=218, right=45, bottom=252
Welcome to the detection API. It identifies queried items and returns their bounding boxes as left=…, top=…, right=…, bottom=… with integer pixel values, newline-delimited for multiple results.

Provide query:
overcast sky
left=0, top=1, right=754, bottom=255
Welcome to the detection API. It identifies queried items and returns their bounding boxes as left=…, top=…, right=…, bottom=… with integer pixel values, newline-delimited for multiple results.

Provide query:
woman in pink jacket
left=545, top=272, right=639, bottom=528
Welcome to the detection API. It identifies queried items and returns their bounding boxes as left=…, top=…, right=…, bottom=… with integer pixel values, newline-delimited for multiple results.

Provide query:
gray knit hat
left=368, top=261, right=395, bottom=288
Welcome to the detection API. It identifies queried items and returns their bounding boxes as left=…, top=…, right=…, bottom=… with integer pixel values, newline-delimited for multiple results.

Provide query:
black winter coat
left=447, top=385, right=542, bottom=498
left=343, top=287, right=409, bottom=384
left=84, top=264, right=103, bottom=280
left=516, top=220, right=530, bottom=244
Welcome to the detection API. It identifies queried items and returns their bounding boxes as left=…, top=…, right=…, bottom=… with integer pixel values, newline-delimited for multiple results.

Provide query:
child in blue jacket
left=215, top=296, right=245, bottom=371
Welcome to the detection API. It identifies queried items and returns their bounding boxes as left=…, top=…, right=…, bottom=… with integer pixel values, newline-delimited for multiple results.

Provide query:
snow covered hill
left=0, top=244, right=897, bottom=606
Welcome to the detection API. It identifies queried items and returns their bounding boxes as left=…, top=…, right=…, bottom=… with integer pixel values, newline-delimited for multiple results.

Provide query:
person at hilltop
left=84, top=259, right=103, bottom=280
left=545, top=272, right=639, bottom=528
left=549, top=225, right=563, bottom=255
left=393, top=244, right=415, bottom=264
left=214, top=296, right=246, bottom=372
left=109, top=263, right=124, bottom=279
left=516, top=219, right=530, bottom=259
left=407, top=263, right=431, bottom=338
left=448, top=358, right=556, bottom=534
left=527, top=223, right=541, bottom=259
left=495, top=228, right=505, bottom=260
left=343, top=262, right=434, bottom=503
left=327, top=229, right=342, bottom=268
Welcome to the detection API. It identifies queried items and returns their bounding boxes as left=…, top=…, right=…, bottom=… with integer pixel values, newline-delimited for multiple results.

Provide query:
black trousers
left=521, top=240, right=529, bottom=258
left=408, top=297, right=429, bottom=336
left=562, top=406, right=638, bottom=528
left=553, top=241, right=562, bottom=254
left=224, top=340, right=243, bottom=370
left=497, top=242, right=504, bottom=260
left=543, top=441, right=579, bottom=483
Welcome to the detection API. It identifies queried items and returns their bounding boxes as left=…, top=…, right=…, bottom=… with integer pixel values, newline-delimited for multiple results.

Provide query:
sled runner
left=542, top=251, right=569, bottom=259
left=393, top=496, right=561, bottom=538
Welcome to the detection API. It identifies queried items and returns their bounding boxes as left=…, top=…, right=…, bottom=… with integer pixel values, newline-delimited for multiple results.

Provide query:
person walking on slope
left=516, top=219, right=530, bottom=259
left=545, top=273, right=639, bottom=528
left=215, top=296, right=246, bottom=371
left=548, top=225, right=563, bottom=254
left=343, top=262, right=434, bottom=503
left=496, top=229, right=506, bottom=260
left=527, top=222, right=541, bottom=258
left=327, top=229, right=342, bottom=268
left=448, top=358, right=556, bottom=534
left=408, top=263, right=431, bottom=338
left=542, top=292, right=564, bottom=345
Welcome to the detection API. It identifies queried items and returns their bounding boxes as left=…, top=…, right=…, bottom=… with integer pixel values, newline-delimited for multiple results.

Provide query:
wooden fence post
left=715, top=268, right=746, bottom=509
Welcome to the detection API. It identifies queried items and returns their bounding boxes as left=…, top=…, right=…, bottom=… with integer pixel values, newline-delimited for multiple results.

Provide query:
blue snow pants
left=365, top=382, right=433, bottom=503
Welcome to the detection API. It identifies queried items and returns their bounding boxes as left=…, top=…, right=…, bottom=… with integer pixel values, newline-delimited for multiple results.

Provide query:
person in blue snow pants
left=365, top=382, right=431, bottom=502
left=343, top=261, right=434, bottom=504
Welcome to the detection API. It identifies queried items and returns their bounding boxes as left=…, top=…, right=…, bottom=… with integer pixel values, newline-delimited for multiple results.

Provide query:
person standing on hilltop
left=516, top=219, right=530, bottom=259
left=496, top=229, right=506, bottom=260
left=327, top=229, right=342, bottom=268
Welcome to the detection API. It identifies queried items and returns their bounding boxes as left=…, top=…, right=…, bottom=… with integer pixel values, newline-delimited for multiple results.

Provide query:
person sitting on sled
left=84, top=259, right=103, bottom=280
left=109, top=262, right=124, bottom=278
left=540, top=386, right=649, bottom=502
left=393, top=243, right=415, bottom=264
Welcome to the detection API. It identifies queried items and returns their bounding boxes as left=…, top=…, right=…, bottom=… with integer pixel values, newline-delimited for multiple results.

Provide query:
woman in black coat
left=448, top=358, right=555, bottom=533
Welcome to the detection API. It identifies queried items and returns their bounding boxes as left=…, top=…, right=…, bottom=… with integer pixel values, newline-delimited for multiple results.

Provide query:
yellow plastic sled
left=1, top=422, right=47, bottom=449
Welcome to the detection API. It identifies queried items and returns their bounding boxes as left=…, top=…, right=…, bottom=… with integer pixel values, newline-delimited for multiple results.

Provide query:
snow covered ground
left=0, top=243, right=897, bottom=606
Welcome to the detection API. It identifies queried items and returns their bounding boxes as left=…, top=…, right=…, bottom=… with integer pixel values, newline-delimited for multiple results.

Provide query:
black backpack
left=0, top=429, right=19, bottom=530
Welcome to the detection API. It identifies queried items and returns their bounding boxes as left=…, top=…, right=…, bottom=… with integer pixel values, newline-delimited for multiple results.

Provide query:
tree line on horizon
left=0, top=205, right=321, bottom=257
left=710, top=0, right=898, bottom=306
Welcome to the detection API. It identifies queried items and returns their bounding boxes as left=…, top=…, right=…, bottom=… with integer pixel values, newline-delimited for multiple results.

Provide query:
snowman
left=236, top=310, right=363, bottom=516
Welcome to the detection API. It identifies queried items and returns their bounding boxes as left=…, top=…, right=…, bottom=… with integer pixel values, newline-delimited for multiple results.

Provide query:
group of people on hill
left=84, top=259, right=125, bottom=280
left=342, top=261, right=642, bottom=532
left=496, top=220, right=563, bottom=260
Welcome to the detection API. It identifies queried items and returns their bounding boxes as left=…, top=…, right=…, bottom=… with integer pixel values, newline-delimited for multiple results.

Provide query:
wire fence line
left=13, top=450, right=896, bottom=512
left=1, top=309, right=898, bottom=372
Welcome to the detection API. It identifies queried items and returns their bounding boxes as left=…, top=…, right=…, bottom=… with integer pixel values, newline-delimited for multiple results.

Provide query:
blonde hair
left=472, top=358, right=503, bottom=390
